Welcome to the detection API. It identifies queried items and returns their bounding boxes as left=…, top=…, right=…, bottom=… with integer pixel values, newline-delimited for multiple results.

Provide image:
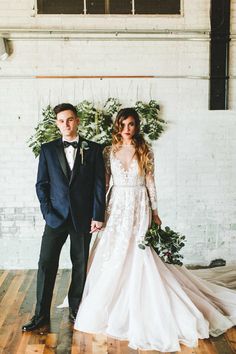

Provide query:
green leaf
left=28, top=98, right=166, bottom=159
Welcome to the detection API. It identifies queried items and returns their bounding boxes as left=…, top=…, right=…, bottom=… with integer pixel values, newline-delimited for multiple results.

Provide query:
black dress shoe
left=22, top=315, right=50, bottom=332
left=69, top=308, right=78, bottom=324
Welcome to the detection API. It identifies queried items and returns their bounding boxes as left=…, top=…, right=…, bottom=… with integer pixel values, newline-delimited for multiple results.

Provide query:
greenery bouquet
left=138, top=222, right=186, bottom=265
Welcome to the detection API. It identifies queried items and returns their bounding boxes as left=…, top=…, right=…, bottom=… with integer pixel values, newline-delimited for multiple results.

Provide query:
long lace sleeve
left=103, top=145, right=112, bottom=192
left=145, top=148, right=158, bottom=213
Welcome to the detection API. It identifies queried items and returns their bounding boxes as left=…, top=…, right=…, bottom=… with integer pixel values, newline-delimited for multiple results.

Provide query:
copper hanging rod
left=36, top=75, right=155, bottom=79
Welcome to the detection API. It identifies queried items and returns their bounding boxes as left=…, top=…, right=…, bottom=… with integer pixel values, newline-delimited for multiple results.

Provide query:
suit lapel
left=70, top=137, right=83, bottom=185
left=55, top=138, right=69, bottom=181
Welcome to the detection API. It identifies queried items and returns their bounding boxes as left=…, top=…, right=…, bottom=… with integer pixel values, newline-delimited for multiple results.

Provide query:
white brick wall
left=0, top=0, right=236, bottom=268
left=0, top=40, right=210, bottom=77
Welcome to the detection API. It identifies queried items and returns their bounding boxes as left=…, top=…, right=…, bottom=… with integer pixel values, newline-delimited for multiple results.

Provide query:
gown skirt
left=73, top=181, right=236, bottom=352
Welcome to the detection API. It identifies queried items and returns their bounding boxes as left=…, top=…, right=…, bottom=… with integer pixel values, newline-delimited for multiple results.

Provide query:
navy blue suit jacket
left=36, top=137, right=106, bottom=232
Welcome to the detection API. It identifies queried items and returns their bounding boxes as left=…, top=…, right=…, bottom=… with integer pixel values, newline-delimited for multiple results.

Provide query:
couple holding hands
left=22, top=103, right=236, bottom=352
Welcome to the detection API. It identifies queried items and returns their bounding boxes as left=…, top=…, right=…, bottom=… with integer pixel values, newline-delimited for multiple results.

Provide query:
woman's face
left=120, top=116, right=136, bottom=141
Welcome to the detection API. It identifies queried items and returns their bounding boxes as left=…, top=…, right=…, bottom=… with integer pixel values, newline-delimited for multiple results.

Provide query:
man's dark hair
left=53, top=103, right=78, bottom=117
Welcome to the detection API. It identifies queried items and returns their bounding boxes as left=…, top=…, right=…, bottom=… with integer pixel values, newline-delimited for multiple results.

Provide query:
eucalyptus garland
left=28, top=106, right=59, bottom=158
left=28, top=99, right=186, bottom=264
left=28, top=98, right=166, bottom=157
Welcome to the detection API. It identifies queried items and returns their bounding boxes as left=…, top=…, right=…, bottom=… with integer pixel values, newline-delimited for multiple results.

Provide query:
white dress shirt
left=63, top=136, right=79, bottom=170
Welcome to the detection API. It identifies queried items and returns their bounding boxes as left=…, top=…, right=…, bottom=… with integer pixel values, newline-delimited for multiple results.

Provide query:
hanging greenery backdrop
left=28, top=98, right=166, bottom=157
left=27, top=99, right=186, bottom=264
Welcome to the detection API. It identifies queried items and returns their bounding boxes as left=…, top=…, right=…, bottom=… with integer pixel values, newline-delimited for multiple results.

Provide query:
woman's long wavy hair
left=112, top=108, right=152, bottom=175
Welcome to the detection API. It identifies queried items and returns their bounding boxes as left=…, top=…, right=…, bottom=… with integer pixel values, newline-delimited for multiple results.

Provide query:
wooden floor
left=0, top=270, right=235, bottom=354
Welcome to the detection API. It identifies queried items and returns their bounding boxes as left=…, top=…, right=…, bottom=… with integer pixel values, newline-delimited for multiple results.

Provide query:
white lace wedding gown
left=74, top=146, right=236, bottom=352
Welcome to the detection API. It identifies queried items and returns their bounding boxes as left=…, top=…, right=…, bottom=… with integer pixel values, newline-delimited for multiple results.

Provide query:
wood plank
left=225, top=328, right=236, bottom=352
left=51, top=269, right=63, bottom=309
left=107, top=337, right=118, bottom=353
left=0, top=270, right=9, bottom=289
left=177, top=343, right=196, bottom=354
left=107, top=337, right=123, bottom=353
left=194, top=339, right=218, bottom=354
left=0, top=291, right=26, bottom=352
left=25, top=344, right=45, bottom=354
left=92, top=333, right=107, bottom=352
left=211, top=334, right=235, bottom=354
left=56, top=321, right=73, bottom=354
left=139, top=350, right=163, bottom=354
left=50, top=269, right=71, bottom=333
left=43, top=333, right=58, bottom=354
left=19, top=270, right=37, bottom=317
left=52, top=269, right=72, bottom=354
left=4, top=270, right=37, bottom=354
left=0, top=271, right=26, bottom=352
left=72, top=331, right=93, bottom=353
left=121, top=341, right=137, bottom=354
left=16, top=333, right=32, bottom=354
left=80, top=332, right=93, bottom=353
left=18, top=269, right=35, bottom=294
left=177, top=338, right=221, bottom=354
left=0, top=270, right=235, bottom=354
left=71, top=330, right=81, bottom=354
left=1, top=271, right=37, bottom=354
left=28, top=330, right=49, bottom=345
left=0, top=271, right=15, bottom=301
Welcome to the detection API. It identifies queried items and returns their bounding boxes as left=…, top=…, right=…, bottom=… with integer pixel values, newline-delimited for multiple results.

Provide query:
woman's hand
left=152, top=213, right=162, bottom=227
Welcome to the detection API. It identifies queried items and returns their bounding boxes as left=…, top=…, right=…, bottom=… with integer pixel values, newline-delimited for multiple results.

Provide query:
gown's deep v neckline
left=113, top=154, right=136, bottom=174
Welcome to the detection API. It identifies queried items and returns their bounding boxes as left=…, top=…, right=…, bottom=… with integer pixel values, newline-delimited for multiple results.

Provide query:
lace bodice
left=103, top=145, right=158, bottom=211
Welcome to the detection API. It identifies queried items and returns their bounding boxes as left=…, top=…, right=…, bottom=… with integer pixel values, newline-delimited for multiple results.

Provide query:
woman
left=74, top=108, right=236, bottom=352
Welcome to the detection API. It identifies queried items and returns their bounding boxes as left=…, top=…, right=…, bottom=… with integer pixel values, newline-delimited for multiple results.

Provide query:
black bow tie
left=63, top=141, right=78, bottom=149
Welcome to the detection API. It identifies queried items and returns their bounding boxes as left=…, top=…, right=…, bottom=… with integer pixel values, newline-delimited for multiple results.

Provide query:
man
left=22, top=103, right=106, bottom=331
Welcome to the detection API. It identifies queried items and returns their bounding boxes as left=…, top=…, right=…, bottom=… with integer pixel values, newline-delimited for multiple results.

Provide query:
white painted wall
left=0, top=0, right=236, bottom=268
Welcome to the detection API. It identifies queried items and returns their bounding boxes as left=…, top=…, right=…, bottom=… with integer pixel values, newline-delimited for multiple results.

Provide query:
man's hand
left=90, top=220, right=104, bottom=233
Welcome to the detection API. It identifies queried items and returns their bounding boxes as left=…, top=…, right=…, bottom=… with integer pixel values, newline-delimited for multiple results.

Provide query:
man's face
left=56, top=110, right=79, bottom=139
